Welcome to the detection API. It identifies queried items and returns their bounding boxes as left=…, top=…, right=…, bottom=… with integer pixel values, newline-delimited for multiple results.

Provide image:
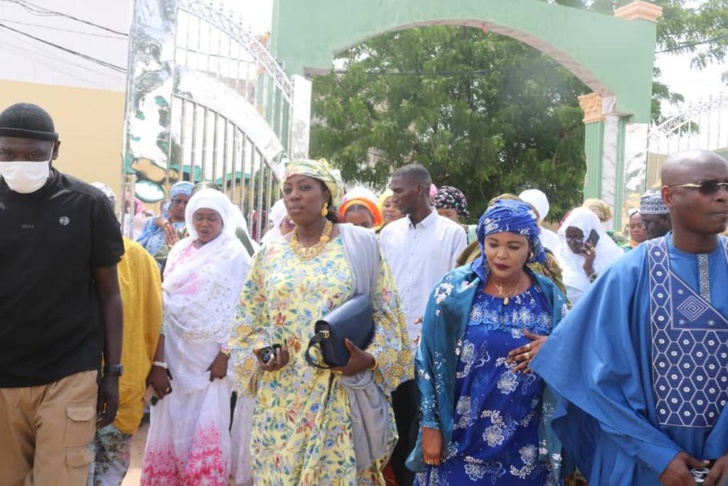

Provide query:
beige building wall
left=0, top=79, right=125, bottom=196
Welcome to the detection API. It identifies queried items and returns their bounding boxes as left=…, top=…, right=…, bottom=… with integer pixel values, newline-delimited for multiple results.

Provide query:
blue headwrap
left=170, top=181, right=194, bottom=199
left=472, top=199, right=546, bottom=281
left=136, top=181, right=194, bottom=260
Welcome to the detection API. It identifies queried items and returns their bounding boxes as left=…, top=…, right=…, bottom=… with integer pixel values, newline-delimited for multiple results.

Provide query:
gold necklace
left=290, top=220, right=333, bottom=261
left=491, top=272, right=523, bottom=306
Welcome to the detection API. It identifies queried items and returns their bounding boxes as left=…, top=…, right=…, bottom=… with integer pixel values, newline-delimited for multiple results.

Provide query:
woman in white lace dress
left=141, top=189, right=250, bottom=485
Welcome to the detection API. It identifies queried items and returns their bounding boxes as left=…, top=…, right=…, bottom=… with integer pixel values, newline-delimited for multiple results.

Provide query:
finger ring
left=525, top=352, right=530, bottom=360
left=526, top=343, right=531, bottom=351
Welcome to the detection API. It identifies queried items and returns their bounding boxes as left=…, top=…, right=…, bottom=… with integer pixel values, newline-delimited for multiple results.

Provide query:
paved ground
left=121, top=420, right=147, bottom=485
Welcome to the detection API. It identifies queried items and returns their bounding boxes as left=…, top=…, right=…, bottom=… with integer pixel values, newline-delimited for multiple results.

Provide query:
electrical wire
left=656, top=33, right=728, bottom=54
left=333, top=68, right=497, bottom=76
left=0, top=22, right=126, bottom=72
left=0, top=37, right=121, bottom=89
left=0, top=32, right=126, bottom=80
left=0, top=18, right=127, bottom=39
left=0, top=38, right=125, bottom=81
left=1, top=0, right=127, bottom=36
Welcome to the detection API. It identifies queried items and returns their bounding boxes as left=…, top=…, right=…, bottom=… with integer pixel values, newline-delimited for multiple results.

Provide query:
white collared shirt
left=380, top=209, right=467, bottom=345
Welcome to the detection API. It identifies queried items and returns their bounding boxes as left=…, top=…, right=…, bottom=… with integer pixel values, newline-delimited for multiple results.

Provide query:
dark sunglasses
left=670, top=180, right=728, bottom=196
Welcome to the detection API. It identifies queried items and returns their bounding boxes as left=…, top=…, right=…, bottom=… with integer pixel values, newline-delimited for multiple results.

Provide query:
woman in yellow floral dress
left=231, top=159, right=413, bottom=486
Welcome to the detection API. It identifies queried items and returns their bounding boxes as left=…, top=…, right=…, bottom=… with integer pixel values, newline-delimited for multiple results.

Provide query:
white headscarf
left=519, top=189, right=550, bottom=221
left=519, top=188, right=561, bottom=251
left=261, top=199, right=288, bottom=244
left=557, top=207, right=624, bottom=303
left=184, top=189, right=237, bottom=239
left=341, top=187, right=378, bottom=207
left=163, top=189, right=249, bottom=344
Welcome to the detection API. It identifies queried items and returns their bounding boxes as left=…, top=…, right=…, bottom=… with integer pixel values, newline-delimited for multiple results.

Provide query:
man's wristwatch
left=103, top=364, right=124, bottom=377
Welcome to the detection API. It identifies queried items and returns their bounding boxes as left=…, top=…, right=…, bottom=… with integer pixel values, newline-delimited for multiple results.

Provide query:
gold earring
left=321, top=203, right=328, bottom=217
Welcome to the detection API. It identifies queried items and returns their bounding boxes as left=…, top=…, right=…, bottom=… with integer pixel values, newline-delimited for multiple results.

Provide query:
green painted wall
left=584, top=121, right=605, bottom=198
left=272, top=0, right=657, bottom=122
left=612, top=116, right=628, bottom=229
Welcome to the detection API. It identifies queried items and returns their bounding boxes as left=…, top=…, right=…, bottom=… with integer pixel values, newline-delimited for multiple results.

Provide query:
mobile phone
left=144, top=383, right=172, bottom=406
left=260, top=343, right=282, bottom=363
left=143, top=385, right=159, bottom=406
left=690, top=467, right=710, bottom=484
left=585, top=229, right=600, bottom=248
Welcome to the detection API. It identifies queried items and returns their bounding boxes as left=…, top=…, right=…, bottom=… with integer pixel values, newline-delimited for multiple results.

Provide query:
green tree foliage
left=311, top=27, right=588, bottom=221
left=574, top=0, right=728, bottom=121
left=310, top=1, right=728, bottom=221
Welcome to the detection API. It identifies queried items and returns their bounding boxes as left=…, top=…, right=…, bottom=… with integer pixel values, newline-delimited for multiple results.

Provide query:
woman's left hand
left=507, top=329, right=548, bottom=373
left=208, top=352, right=229, bottom=381
left=333, top=339, right=375, bottom=377
left=163, top=223, right=180, bottom=246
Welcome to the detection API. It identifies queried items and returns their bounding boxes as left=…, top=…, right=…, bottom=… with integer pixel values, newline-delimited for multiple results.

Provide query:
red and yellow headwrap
left=337, top=187, right=383, bottom=227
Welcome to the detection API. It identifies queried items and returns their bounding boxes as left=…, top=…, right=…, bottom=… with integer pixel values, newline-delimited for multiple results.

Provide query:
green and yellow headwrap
left=583, top=198, right=612, bottom=223
left=284, top=158, right=344, bottom=207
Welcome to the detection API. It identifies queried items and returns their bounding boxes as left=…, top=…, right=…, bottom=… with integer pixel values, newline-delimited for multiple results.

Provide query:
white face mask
left=0, top=156, right=52, bottom=194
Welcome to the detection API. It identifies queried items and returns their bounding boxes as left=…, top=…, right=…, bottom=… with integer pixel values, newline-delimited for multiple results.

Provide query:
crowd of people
left=1, top=101, right=727, bottom=486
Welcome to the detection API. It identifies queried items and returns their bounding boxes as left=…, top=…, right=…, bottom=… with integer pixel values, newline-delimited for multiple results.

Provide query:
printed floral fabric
left=88, top=425, right=133, bottom=486
left=417, top=285, right=557, bottom=486
left=231, top=236, right=413, bottom=486
left=408, top=265, right=568, bottom=479
left=433, top=186, right=470, bottom=219
left=141, top=421, right=229, bottom=485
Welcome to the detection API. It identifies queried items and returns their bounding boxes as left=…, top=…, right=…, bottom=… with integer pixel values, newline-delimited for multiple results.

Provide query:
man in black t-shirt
left=0, top=103, right=124, bottom=485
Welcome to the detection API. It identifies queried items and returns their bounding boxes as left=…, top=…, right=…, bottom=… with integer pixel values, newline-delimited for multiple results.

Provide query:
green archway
left=271, top=0, right=661, bottom=227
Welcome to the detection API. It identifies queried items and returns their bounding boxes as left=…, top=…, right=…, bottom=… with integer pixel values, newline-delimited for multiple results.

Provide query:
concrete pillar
left=611, top=1, right=662, bottom=228
left=579, top=93, right=605, bottom=200
left=612, top=116, right=628, bottom=229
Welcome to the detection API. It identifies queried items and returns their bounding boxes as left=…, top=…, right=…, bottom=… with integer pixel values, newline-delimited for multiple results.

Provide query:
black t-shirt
left=0, top=169, right=124, bottom=387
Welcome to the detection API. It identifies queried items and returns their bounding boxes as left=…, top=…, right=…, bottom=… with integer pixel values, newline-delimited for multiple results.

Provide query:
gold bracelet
left=368, top=356, right=378, bottom=371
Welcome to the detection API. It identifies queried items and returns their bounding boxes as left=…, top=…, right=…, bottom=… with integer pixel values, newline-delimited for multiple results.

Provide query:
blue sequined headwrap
left=472, top=199, right=546, bottom=280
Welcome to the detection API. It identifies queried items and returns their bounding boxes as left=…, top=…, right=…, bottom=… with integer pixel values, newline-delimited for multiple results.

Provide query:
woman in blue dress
left=136, top=181, right=194, bottom=267
left=407, top=199, right=569, bottom=485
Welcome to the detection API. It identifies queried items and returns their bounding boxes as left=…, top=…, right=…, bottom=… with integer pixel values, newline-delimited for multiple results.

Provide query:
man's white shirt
left=380, top=210, right=467, bottom=346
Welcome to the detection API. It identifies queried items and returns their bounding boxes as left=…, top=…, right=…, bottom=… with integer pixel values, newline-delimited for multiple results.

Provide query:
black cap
left=0, top=103, right=59, bottom=141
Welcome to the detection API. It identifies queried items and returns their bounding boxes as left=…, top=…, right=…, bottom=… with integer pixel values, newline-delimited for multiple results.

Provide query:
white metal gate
left=647, top=93, right=728, bottom=188
left=122, top=0, right=307, bottom=240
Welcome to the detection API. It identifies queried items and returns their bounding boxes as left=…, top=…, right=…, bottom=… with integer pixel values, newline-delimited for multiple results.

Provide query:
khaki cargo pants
left=0, top=371, right=98, bottom=486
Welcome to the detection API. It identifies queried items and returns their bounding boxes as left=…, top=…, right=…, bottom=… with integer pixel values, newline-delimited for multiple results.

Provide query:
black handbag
left=304, top=294, right=375, bottom=369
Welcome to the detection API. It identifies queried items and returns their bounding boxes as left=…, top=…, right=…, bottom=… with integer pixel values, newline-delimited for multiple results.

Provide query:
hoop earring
left=321, top=203, right=328, bottom=217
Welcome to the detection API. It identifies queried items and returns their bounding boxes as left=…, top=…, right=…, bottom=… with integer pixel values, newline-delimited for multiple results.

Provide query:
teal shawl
left=406, top=262, right=569, bottom=480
